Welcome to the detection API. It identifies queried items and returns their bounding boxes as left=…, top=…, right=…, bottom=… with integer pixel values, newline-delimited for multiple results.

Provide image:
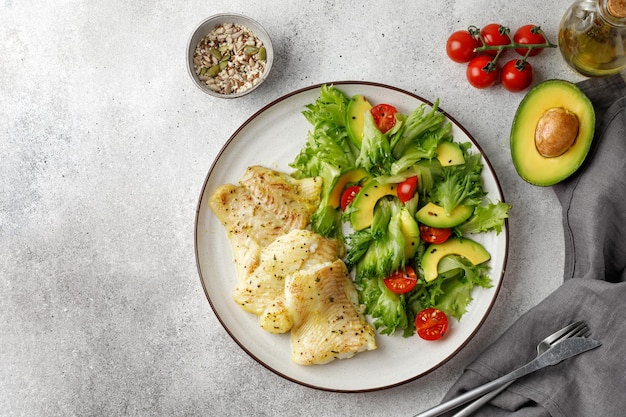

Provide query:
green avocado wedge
left=421, top=237, right=490, bottom=282
left=436, top=141, right=465, bottom=167
left=400, top=208, right=420, bottom=259
left=415, top=202, right=474, bottom=228
left=510, top=79, right=595, bottom=187
left=349, top=180, right=397, bottom=231
left=346, top=95, right=373, bottom=148
left=327, top=167, right=370, bottom=208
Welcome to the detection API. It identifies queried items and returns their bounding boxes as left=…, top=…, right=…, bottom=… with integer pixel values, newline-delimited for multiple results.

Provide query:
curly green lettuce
left=290, top=85, right=359, bottom=238
left=457, top=200, right=511, bottom=235
left=346, top=199, right=406, bottom=282
left=290, top=85, right=510, bottom=337
left=359, top=275, right=409, bottom=336
left=431, top=151, right=485, bottom=214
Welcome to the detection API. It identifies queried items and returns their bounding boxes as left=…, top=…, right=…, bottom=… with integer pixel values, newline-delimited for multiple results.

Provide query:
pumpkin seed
left=243, top=45, right=259, bottom=55
left=208, top=65, right=220, bottom=77
left=209, top=48, right=222, bottom=61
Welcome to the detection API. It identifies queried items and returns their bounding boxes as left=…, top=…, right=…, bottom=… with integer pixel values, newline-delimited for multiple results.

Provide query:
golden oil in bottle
left=559, top=0, right=626, bottom=76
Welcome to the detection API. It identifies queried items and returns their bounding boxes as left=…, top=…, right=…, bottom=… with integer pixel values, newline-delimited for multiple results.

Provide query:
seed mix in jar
left=193, top=23, right=267, bottom=95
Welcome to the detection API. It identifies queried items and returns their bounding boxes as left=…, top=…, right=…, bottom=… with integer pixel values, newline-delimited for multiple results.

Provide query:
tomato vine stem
left=468, top=25, right=557, bottom=66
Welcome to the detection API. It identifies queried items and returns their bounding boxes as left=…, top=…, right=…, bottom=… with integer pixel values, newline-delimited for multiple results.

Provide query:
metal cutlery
left=413, top=336, right=601, bottom=417
left=452, top=320, right=590, bottom=417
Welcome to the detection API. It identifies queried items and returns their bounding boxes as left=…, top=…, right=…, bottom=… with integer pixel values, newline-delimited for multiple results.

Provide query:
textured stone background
left=1, top=1, right=589, bottom=416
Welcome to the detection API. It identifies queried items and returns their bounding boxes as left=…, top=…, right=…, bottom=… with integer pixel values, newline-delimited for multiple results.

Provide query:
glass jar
left=558, top=0, right=626, bottom=76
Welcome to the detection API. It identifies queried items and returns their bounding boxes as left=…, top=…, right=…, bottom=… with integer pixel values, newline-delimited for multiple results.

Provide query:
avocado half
left=510, top=79, right=595, bottom=186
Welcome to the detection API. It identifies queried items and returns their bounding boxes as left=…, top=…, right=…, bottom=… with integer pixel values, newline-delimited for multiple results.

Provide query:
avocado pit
left=534, top=107, right=580, bottom=158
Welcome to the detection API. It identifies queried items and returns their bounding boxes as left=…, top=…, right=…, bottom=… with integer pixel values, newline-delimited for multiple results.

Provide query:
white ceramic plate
left=195, top=81, right=508, bottom=392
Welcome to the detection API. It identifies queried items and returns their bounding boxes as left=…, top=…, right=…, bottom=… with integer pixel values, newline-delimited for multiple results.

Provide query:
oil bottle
left=559, top=0, right=626, bottom=76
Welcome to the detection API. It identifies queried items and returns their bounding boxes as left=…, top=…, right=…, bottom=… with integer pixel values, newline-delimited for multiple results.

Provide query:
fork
left=451, top=320, right=590, bottom=417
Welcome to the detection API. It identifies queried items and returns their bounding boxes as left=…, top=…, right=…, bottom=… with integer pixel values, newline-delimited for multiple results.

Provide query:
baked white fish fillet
left=235, top=229, right=344, bottom=334
left=209, top=166, right=324, bottom=333
left=285, top=259, right=377, bottom=365
left=209, top=165, right=322, bottom=283
left=210, top=165, right=376, bottom=364
left=238, top=165, right=322, bottom=230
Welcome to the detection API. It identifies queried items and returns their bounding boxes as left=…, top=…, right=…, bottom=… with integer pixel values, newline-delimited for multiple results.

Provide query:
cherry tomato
left=466, top=55, right=499, bottom=89
left=370, top=104, right=398, bottom=134
left=384, top=266, right=418, bottom=295
left=397, top=176, right=418, bottom=203
left=419, top=224, right=452, bottom=244
left=340, top=185, right=362, bottom=211
left=514, top=24, right=546, bottom=57
left=415, top=308, right=449, bottom=341
left=500, top=59, right=534, bottom=92
left=446, top=30, right=481, bottom=63
left=480, top=23, right=510, bottom=56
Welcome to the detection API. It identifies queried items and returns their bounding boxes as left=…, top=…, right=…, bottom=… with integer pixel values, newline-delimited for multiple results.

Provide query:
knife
left=413, top=337, right=602, bottom=417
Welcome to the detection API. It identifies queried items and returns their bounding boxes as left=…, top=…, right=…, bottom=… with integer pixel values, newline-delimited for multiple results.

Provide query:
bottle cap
left=608, top=0, right=626, bottom=18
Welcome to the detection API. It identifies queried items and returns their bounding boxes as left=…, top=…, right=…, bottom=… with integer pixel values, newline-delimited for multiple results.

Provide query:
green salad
left=289, top=85, right=509, bottom=338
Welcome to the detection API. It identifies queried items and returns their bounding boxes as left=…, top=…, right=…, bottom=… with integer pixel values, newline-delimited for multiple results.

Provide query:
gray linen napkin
left=440, top=74, right=626, bottom=417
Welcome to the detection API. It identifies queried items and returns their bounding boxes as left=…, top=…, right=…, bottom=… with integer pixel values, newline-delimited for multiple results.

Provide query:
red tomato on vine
left=466, top=55, right=499, bottom=89
left=446, top=30, right=481, bottom=63
left=501, top=59, right=534, bottom=92
left=480, top=23, right=510, bottom=56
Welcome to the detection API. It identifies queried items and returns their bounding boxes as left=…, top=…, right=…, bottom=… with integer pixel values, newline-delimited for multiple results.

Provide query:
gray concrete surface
left=1, top=1, right=594, bottom=416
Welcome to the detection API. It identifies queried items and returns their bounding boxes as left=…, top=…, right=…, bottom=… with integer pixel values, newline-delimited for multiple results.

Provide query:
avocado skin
left=510, top=79, right=595, bottom=187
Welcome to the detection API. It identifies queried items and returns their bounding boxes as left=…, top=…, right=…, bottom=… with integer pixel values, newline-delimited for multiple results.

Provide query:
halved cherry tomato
left=480, top=23, right=510, bottom=56
left=397, top=176, right=418, bottom=203
left=446, top=30, right=481, bottom=63
left=415, top=308, right=449, bottom=341
left=384, top=266, right=418, bottom=294
left=514, top=24, right=546, bottom=57
left=340, top=185, right=362, bottom=211
left=419, top=224, right=452, bottom=244
left=370, top=104, right=398, bottom=134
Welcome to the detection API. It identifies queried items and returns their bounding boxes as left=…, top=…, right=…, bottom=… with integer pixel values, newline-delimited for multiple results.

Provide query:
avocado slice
left=510, top=79, right=595, bottom=187
left=327, top=168, right=370, bottom=208
left=436, top=141, right=465, bottom=167
left=421, top=237, right=490, bottom=282
left=400, top=208, right=420, bottom=259
left=415, top=202, right=474, bottom=228
left=346, top=95, right=373, bottom=148
left=349, top=180, right=397, bottom=231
